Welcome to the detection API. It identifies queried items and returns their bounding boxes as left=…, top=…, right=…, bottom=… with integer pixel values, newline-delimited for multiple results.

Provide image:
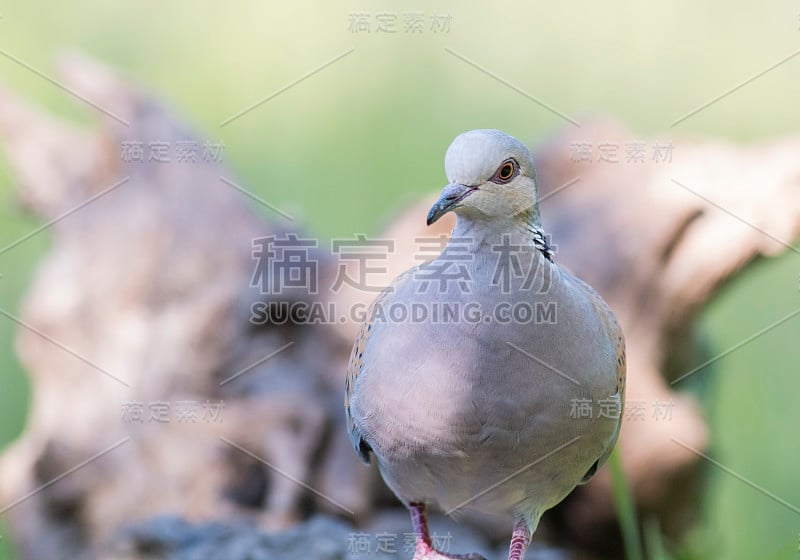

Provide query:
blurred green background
left=0, top=1, right=798, bottom=559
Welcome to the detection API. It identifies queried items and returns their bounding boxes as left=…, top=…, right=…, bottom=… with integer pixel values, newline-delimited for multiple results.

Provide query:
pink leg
left=409, top=502, right=486, bottom=560
left=410, top=502, right=434, bottom=552
left=507, top=518, right=531, bottom=560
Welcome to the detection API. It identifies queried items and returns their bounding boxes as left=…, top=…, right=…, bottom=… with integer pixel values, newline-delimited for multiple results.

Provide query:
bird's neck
left=451, top=209, right=554, bottom=262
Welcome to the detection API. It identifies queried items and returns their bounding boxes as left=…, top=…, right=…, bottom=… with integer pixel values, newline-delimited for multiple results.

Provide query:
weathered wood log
left=0, top=52, right=371, bottom=559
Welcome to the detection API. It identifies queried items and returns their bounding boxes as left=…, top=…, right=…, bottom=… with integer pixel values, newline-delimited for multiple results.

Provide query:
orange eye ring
left=494, top=159, right=516, bottom=182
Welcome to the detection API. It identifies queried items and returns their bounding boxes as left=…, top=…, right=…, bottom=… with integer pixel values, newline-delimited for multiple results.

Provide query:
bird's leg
left=409, top=502, right=486, bottom=560
left=507, top=518, right=531, bottom=560
left=410, top=502, right=435, bottom=558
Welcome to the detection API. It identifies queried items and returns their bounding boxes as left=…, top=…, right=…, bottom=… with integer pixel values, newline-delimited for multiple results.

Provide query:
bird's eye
left=492, top=159, right=517, bottom=183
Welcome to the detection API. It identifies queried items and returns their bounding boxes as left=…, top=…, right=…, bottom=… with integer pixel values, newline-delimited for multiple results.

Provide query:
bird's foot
left=413, top=541, right=487, bottom=560
left=408, top=503, right=487, bottom=560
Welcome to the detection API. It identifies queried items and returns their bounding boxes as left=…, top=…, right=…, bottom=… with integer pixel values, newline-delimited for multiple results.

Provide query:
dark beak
left=427, top=183, right=476, bottom=226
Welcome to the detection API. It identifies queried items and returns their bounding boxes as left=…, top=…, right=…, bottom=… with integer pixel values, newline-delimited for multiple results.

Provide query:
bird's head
left=427, top=129, right=539, bottom=227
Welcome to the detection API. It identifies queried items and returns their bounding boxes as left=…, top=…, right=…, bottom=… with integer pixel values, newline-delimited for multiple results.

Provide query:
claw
left=413, top=548, right=486, bottom=560
left=409, top=503, right=488, bottom=560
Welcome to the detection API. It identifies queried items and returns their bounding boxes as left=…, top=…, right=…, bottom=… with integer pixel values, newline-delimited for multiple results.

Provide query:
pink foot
left=409, top=503, right=487, bottom=560
left=413, top=540, right=487, bottom=560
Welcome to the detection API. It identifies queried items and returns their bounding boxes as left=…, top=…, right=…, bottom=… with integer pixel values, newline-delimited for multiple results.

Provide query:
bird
left=345, top=129, right=626, bottom=560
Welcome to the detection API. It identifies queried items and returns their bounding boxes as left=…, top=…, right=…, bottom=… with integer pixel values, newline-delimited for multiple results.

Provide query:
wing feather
left=345, top=274, right=409, bottom=463
left=571, top=276, right=626, bottom=484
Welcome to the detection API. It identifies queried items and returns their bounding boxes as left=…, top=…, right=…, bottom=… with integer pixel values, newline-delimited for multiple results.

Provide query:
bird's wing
left=571, top=275, right=626, bottom=483
left=345, top=271, right=411, bottom=463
